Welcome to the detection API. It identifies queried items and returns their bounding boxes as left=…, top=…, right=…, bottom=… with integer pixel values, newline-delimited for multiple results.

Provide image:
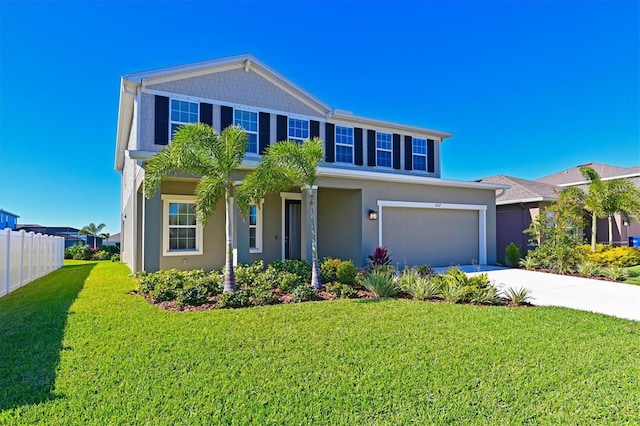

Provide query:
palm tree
left=238, top=138, right=324, bottom=289
left=580, top=166, right=607, bottom=251
left=100, top=232, right=111, bottom=244
left=601, top=178, right=640, bottom=245
left=144, top=123, right=248, bottom=292
left=79, top=223, right=106, bottom=250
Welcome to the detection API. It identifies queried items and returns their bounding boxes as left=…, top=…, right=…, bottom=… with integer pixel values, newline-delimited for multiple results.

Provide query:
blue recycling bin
left=629, top=237, right=640, bottom=248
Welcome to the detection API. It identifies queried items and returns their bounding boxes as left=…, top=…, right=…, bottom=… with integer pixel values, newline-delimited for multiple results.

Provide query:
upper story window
left=412, top=138, right=427, bottom=172
left=376, top=132, right=392, bottom=168
left=335, top=125, right=354, bottom=164
left=170, top=99, right=199, bottom=139
left=234, top=109, right=258, bottom=154
left=288, top=118, right=309, bottom=143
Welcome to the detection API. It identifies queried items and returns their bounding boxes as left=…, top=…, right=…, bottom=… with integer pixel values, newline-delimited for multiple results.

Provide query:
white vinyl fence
left=0, top=228, right=65, bottom=298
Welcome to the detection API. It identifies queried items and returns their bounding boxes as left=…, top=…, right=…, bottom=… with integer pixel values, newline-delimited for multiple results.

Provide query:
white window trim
left=161, top=195, right=203, bottom=256
left=288, top=117, right=309, bottom=143
left=376, top=200, right=487, bottom=264
left=412, top=137, right=427, bottom=172
left=170, top=98, right=199, bottom=141
left=335, top=124, right=354, bottom=164
left=376, top=131, right=393, bottom=168
left=249, top=200, right=264, bottom=254
left=234, top=108, right=260, bottom=156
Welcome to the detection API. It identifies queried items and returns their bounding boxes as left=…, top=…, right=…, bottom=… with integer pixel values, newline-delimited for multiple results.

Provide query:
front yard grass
left=1, top=261, right=639, bottom=424
left=625, top=265, right=640, bottom=285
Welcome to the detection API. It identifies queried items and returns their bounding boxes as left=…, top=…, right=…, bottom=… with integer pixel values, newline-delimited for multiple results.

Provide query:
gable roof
left=536, top=162, right=640, bottom=186
left=0, top=209, right=19, bottom=218
left=478, top=175, right=559, bottom=205
left=115, top=54, right=453, bottom=171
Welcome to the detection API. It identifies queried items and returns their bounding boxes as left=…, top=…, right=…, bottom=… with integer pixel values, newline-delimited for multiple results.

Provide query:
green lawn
left=1, top=261, right=639, bottom=424
left=625, top=265, right=640, bottom=285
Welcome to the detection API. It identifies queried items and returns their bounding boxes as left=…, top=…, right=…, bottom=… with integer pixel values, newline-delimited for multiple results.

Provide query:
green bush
left=359, top=270, right=397, bottom=298
left=439, top=268, right=498, bottom=304
left=270, top=259, right=312, bottom=283
left=403, top=274, right=442, bottom=301
left=336, top=260, right=357, bottom=285
left=325, top=282, right=357, bottom=298
left=150, top=281, right=179, bottom=303
left=601, top=267, right=630, bottom=282
left=320, top=257, right=341, bottom=283
left=99, top=245, right=120, bottom=255
left=396, top=268, right=420, bottom=293
left=249, top=283, right=278, bottom=306
left=67, top=243, right=91, bottom=260
left=577, top=261, right=602, bottom=277
left=217, top=289, right=252, bottom=309
left=111, top=253, right=121, bottom=262
left=234, top=261, right=265, bottom=288
left=278, top=272, right=303, bottom=292
left=176, top=284, right=208, bottom=307
left=505, top=243, right=521, bottom=267
left=502, top=287, right=533, bottom=305
left=519, top=255, right=540, bottom=271
left=291, top=285, right=316, bottom=303
left=92, top=250, right=111, bottom=260
left=416, top=264, right=433, bottom=277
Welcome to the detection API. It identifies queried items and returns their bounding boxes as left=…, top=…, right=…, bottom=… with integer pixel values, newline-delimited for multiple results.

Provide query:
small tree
left=580, top=166, right=606, bottom=251
left=601, top=178, right=640, bottom=245
left=238, top=138, right=324, bottom=288
left=144, top=123, right=248, bottom=292
left=524, top=187, right=585, bottom=272
left=79, top=223, right=106, bottom=250
left=100, top=232, right=111, bottom=245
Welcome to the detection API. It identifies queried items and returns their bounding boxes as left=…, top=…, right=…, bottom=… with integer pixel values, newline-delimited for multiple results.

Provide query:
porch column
left=233, top=196, right=250, bottom=265
left=301, top=185, right=318, bottom=263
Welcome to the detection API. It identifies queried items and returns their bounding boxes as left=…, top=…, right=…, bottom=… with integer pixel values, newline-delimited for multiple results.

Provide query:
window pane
left=249, top=205, right=257, bottom=225
left=247, top=134, right=258, bottom=154
left=413, top=155, right=426, bottom=171
left=377, top=151, right=391, bottom=167
left=249, top=228, right=256, bottom=249
left=336, top=145, right=353, bottom=163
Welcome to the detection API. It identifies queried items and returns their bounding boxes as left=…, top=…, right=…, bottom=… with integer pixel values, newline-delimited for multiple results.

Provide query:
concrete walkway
left=435, top=266, right=640, bottom=321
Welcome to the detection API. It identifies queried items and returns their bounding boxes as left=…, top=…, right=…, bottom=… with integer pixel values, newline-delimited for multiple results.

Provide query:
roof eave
left=115, top=78, right=139, bottom=171
left=330, top=112, right=452, bottom=139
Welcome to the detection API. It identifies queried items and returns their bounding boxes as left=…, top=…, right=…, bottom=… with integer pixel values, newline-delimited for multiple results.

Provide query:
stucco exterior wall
left=317, top=188, right=362, bottom=262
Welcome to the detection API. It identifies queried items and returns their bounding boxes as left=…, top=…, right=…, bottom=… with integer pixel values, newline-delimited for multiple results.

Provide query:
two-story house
left=115, top=54, right=505, bottom=273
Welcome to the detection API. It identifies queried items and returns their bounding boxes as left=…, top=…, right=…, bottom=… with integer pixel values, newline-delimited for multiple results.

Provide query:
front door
left=284, top=200, right=301, bottom=259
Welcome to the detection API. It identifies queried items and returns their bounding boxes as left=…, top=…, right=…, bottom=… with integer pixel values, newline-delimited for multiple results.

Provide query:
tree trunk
left=223, top=187, right=236, bottom=293
left=608, top=215, right=613, bottom=246
left=308, top=188, right=322, bottom=289
left=590, top=212, right=597, bottom=252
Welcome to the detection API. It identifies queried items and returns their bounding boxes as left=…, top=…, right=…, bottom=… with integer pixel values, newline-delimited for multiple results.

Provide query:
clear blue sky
left=1, top=1, right=638, bottom=235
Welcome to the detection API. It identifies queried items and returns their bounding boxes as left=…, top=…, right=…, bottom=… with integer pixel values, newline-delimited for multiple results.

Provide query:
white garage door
left=381, top=205, right=481, bottom=267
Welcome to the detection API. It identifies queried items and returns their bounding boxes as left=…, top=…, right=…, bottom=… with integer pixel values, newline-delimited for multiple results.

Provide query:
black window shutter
left=392, top=134, right=401, bottom=170
left=427, top=139, right=435, bottom=173
left=310, top=120, right=320, bottom=139
left=259, top=112, right=270, bottom=154
left=199, top=103, right=213, bottom=127
left=367, top=130, right=376, bottom=167
left=325, top=123, right=335, bottom=163
left=404, top=136, right=413, bottom=171
left=354, top=127, right=363, bottom=166
left=220, top=106, right=233, bottom=131
left=154, top=95, right=169, bottom=145
left=276, top=115, right=287, bottom=142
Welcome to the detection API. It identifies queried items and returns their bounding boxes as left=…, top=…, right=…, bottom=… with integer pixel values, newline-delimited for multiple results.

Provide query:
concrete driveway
left=456, top=266, right=640, bottom=321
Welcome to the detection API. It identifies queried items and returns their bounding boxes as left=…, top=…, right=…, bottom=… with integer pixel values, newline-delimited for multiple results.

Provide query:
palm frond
left=194, top=176, right=226, bottom=225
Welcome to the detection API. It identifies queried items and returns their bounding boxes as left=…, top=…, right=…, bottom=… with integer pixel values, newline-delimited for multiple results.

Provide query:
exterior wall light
left=368, top=210, right=378, bottom=220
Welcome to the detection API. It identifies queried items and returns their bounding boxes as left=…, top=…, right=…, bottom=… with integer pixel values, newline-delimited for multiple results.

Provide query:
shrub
left=581, top=245, right=640, bottom=268
left=176, top=284, right=208, bottom=307
left=291, top=285, right=316, bottom=303
left=438, top=268, right=498, bottom=304
left=397, top=268, right=420, bottom=293
left=92, top=250, right=111, bottom=260
left=519, top=255, right=540, bottom=271
left=99, top=245, right=120, bottom=255
left=470, top=285, right=500, bottom=305
left=577, top=261, right=602, bottom=277
left=67, top=243, right=91, bottom=260
left=234, top=261, right=264, bottom=288
left=502, top=287, right=533, bottom=305
left=337, top=260, right=357, bottom=285
left=249, top=283, right=278, bottom=306
left=217, top=289, right=252, bottom=309
left=325, top=282, right=357, bottom=298
left=367, top=246, right=392, bottom=271
left=505, top=243, right=521, bottom=267
left=320, top=257, right=341, bottom=283
left=416, top=264, right=433, bottom=277
left=440, top=282, right=469, bottom=303
left=270, top=259, right=312, bottom=283
left=359, top=270, right=397, bottom=298
left=149, top=281, right=178, bottom=303
left=403, top=276, right=442, bottom=301
left=278, top=272, right=303, bottom=293
left=601, top=267, right=630, bottom=282
left=111, top=253, right=121, bottom=262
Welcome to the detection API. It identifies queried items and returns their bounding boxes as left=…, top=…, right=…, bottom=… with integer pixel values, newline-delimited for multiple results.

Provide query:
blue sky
left=1, top=0, right=638, bottom=235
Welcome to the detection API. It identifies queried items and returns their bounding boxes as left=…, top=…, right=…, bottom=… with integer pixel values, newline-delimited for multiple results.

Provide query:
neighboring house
left=0, top=209, right=19, bottom=230
left=104, top=232, right=121, bottom=248
left=480, top=163, right=640, bottom=259
left=115, top=54, right=506, bottom=273
left=16, top=225, right=102, bottom=249
left=537, top=162, right=640, bottom=246
left=478, top=175, right=559, bottom=260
